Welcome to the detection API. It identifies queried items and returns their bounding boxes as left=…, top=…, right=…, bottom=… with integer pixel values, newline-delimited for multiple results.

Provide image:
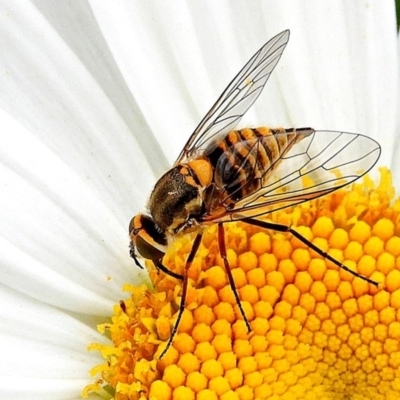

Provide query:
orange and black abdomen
left=205, top=127, right=312, bottom=203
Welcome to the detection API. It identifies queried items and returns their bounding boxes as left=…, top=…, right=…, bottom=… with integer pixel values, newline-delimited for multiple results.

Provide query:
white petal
left=0, top=285, right=104, bottom=399
left=0, top=109, right=149, bottom=314
left=89, top=1, right=213, bottom=164
left=90, top=1, right=398, bottom=169
left=262, top=1, right=398, bottom=169
left=0, top=3, right=154, bottom=313
left=0, top=2, right=160, bottom=217
left=391, top=30, right=400, bottom=179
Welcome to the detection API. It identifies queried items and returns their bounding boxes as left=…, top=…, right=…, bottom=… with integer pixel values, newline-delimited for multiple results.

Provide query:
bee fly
left=129, top=30, right=381, bottom=357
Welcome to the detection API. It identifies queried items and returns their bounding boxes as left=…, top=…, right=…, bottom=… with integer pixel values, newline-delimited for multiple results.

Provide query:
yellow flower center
left=83, top=168, right=400, bottom=400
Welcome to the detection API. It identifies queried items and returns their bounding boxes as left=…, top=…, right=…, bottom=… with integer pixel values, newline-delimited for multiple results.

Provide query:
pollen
left=84, top=168, right=400, bottom=400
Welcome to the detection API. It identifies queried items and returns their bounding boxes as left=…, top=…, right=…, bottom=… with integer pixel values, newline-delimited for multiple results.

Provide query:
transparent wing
left=175, top=30, right=290, bottom=165
left=203, top=130, right=381, bottom=223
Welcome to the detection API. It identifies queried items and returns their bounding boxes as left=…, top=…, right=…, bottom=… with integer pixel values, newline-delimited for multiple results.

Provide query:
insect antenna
left=242, top=218, right=380, bottom=287
left=218, top=223, right=251, bottom=332
left=130, top=245, right=145, bottom=269
left=159, top=232, right=203, bottom=359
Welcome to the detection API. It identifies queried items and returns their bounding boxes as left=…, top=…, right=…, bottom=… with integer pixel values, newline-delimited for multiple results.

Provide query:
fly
left=129, top=30, right=381, bottom=357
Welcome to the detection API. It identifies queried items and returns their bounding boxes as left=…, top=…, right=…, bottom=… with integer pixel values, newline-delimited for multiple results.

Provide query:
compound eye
left=135, top=234, right=165, bottom=261
left=129, top=214, right=167, bottom=261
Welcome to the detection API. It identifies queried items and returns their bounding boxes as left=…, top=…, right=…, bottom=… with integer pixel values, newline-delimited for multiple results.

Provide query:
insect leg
left=154, top=260, right=184, bottom=280
left=242, top=218, right=379, bottom=287
left=159, top=232, right=203, bottom=359
left=218, top=223, right=251, bottom=332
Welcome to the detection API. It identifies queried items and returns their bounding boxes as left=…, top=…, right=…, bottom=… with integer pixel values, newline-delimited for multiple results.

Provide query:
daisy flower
left=0, top=2, right=398, bottom=400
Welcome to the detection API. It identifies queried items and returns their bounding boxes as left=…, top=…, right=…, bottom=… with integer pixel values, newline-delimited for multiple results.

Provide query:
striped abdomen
left=205, top=127, right=313, bottom=203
